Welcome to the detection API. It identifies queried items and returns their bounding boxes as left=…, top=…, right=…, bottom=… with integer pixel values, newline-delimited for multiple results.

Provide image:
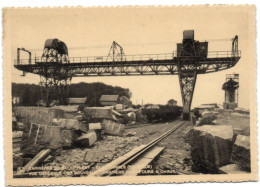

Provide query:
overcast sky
left=6, top=7, right=252, bottom=109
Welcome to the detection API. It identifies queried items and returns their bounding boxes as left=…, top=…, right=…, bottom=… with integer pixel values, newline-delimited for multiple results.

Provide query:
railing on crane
left=14, top=50, right=241, bottom=65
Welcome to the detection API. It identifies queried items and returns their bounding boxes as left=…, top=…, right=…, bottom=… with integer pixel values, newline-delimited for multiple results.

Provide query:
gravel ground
left=40, top=119, right=193, bottom=177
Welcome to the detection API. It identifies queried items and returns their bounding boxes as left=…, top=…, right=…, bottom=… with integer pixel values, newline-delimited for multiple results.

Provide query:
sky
left=6, top=7, right=252, bottom=109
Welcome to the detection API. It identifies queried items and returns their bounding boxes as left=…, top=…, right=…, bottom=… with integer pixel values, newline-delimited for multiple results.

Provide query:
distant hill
left=12, top=82, right=132, bottom=106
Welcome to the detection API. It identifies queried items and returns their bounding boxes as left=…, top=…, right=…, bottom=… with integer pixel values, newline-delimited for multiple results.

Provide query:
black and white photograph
left=3, top=5, right=257, bottom=186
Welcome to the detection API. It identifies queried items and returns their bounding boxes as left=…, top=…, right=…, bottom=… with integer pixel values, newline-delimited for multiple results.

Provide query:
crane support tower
left=222, top=73, right=239, bottom=110
left=39, top=39, right=71, bottom=106
left=14, top=30, right=241, bottom=120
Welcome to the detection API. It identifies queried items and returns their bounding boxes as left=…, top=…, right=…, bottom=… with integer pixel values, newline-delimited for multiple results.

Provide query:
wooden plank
left=124, top=146, right=165, bottom=176
left=23, top=149, right=51, bottom=172
left=89, top=145, right=146, bottom=177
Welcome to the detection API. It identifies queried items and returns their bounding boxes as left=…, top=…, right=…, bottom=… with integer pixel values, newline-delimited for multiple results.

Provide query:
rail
left=14, top=50, right=241, bottom=65
left=89, top=121, right=186, bottom=177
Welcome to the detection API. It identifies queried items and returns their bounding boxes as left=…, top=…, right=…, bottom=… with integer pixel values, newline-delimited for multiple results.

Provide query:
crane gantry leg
left=178, top=71, right=197, bottom=120
left=40, top=76, right=71, bottom=106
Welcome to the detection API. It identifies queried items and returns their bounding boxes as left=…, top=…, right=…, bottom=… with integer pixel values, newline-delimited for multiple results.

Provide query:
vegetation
left=142, top=105, right=182, bottom=122
left=12, top=82, right=132, bottom=106
left=167, top=99, right=177, bottom=106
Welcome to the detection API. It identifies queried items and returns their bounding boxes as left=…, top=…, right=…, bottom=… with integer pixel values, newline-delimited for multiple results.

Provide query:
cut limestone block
left=84, top=107, right=112, bottom=119
left=60, top=129, right=77, bottom=147
left=231, top=135, right=250, bottom=171
left=12, top=116, right=17, bottom=122
left=230, top=112, right=249, bottom=118
left=186, top=125, right=234, bottom=173
left=13, top=137, right=22, bottom=143
left=89, top=129, right=103, bottom=140
left=75, top=131, right=97, bottom=147
left=127, top=112, right=136, bottom=122
left=102, top=119, right=125, bottom=136
left=89, top=123, right=102, bottom=130
left=13, top=131, right=23, bottom=138
left=47, top=127, right=63, bottom=150
left=13, top=153, right=24, bottom=170
left=52, top=105, right=78, bottom=113
left=13, top=107, right=64, bottom=125
left=219, top=164, right=250, bottom=174
left=43, top=126, right=75, bottom=149
left=13, top=147, right=21, bottom=154
left=58, top=118, right=87, bottom=132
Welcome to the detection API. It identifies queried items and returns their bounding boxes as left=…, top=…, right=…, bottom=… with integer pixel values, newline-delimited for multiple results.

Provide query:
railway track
left=89, top=121, right=187, bottom=177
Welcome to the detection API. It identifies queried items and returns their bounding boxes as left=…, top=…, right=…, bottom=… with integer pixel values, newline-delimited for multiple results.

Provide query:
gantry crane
left=14, top=30, right=241, bottom=120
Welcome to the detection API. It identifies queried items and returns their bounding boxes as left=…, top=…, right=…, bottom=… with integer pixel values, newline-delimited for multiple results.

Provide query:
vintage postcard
left=3, top=5, right=257, bottom=186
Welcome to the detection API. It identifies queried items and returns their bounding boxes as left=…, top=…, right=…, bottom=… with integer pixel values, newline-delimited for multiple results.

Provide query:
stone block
left=58, top=118, right=87, bottom=132
left=231, top=135, right=250, bottom=170
left=186, top=125, right=234, bottom=173
left=89, top=129, right=103, bottom=140
left=102, top=119, right=125, bottom=136
left=89, top=123, right=102, bottom=130
left=75, top=131, right=97, bottom=147
left=84, top=107, right=112, bottom=119
left=13, top=154, right=23, bottom=170
left=60, top=129, right=77, bottom=147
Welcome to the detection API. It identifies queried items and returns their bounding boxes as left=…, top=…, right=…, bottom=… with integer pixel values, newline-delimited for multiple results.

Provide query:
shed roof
left=100, top=95, right=119, bottom=102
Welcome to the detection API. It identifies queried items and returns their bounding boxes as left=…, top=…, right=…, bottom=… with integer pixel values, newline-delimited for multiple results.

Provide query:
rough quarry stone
left=84, top=148, right=114, bottom=163
left=186, top=125, right=234, bottom=173
left=195, top=111, right=217, bottom=126
left=102, top=119, right=125, bottom=136
left=231, top=135, right=250, bottom=171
